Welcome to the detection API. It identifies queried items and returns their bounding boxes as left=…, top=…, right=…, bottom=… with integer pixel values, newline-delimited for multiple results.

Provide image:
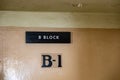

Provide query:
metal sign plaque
left=26, top=32, right=71, bottom=43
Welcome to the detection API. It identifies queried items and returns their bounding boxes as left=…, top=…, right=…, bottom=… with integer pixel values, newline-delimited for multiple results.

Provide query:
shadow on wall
left=76, top=30, right=120, bottom=80
left=107, top=66, right=120, bottom=80
left=0, top=72, right=3, bottom=80
left=0, top=62, right=3, bottom=80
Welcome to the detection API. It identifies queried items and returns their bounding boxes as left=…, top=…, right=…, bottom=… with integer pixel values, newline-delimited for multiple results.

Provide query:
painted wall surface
left=0, top=11, right=120, bottom=28
left=0, top=27, right=120, bottom=80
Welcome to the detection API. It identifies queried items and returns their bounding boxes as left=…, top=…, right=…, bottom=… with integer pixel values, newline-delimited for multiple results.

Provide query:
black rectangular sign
left=26, top=32, right=71, bottom=43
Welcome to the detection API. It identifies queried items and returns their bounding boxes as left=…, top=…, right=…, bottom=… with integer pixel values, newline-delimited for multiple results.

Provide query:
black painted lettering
left=42, top=55, right=52, bottom=67
left=58, top=55, right=62, bottom=67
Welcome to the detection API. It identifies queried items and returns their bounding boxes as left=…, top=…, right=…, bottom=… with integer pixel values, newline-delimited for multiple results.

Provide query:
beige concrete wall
left=0, top=11, right=120, bottom=80
left=0, top=27, right=120, bottom=80
left=0, top=11, right=120, bottom=28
